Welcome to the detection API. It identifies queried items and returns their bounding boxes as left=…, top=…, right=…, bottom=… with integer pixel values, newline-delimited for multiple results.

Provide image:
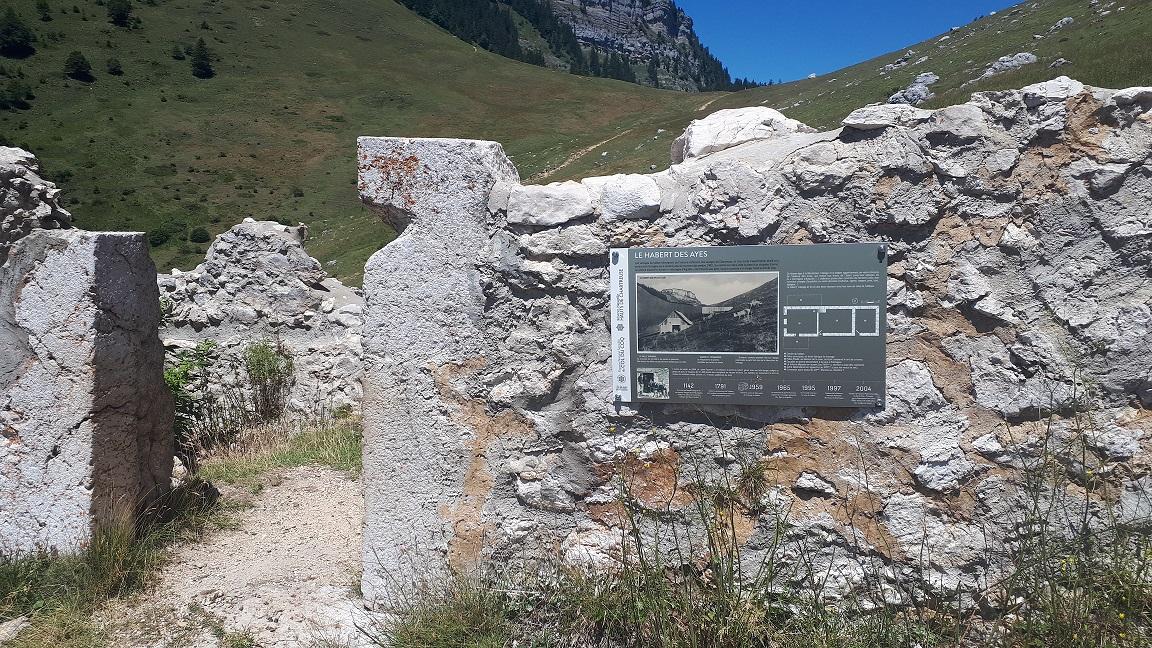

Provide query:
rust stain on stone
left=432, top=357, right=535, bottom=571
left=610, top=223, right=667, bottom=248
left=762, top=419, right=914, bottom=559
left=618, top=448, right=694, bottom=510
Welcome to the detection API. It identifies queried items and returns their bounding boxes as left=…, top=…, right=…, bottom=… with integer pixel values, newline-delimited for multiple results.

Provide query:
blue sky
left=676, top=1, right=1020, bottom=82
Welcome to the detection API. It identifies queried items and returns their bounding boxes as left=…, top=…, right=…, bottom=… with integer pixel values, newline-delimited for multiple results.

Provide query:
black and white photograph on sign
left=635, top=368, right=671, bottom=399
left=635, top=272, right=780, bottom=354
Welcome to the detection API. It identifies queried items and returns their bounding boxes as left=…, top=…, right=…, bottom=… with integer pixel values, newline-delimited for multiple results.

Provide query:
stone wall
left=1, top=228, right=172, bottom=553
left=158, top=219, right=364, bottom=415
left=357, top=78, right=1151, bottom=607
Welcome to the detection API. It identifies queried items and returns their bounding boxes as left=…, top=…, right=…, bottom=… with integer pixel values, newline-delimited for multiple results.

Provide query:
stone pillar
left=1, top=229, right=173, bottom=553
left=357, top=137, right=519, bottom=604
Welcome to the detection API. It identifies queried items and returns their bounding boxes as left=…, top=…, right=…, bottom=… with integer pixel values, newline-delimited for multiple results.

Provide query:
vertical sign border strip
left=609, top=248, right=632, bottom=402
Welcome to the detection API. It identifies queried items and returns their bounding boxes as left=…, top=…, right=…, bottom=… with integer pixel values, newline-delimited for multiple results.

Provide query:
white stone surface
left=1, top=229, right=172, bottom=553
left=671, top=106, right=815, bottom=163
left=507, top=181, right=593, bottom=226
left=357, top=136, right=520, bottom=607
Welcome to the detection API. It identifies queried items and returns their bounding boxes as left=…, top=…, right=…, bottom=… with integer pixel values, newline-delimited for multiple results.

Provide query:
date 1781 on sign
left=609, top=243, right=887, bottom=408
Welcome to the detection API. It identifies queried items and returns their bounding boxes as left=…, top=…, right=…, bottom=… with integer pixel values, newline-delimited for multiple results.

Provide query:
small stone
left=794, top=471, right=837, bottom=497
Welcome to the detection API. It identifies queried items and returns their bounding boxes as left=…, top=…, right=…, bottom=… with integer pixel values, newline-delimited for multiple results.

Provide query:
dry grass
left=197, top=415, right=362, bottom=490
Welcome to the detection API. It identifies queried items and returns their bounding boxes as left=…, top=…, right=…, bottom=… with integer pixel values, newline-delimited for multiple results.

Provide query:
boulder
left=888, top=72, right=939, bottom=105
left=977, top=52, right=1038, bottom=80
left=671, top=106, right=815, bottom=163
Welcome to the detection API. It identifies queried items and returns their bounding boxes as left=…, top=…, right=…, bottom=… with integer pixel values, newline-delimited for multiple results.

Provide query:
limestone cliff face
left=357, top=77, right=1152, bottom=608
left=548, top=0, right=722, bottom=91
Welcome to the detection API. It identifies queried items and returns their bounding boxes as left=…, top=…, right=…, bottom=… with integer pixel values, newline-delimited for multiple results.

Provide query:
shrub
left=244, top=339, right=293, bottom=422
left=147, top=228, right=169, bottom=247
left=0, top=7, right=36, bottom=58
left=0, top=78, right=32, bottom=110
left=63, top=50, right=93, bottom=81
left=105, top=57, right=122, bottom=75
left=164, top=340, right=219, bottom=468
left=105, top=0, right=131, bottom=27
left=189, top=226, right=211, bottom=243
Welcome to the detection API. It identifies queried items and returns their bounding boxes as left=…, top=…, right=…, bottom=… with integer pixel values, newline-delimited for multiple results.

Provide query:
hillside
left=0, top=0, right=704, bottom=281
left=547, top=0, right=1152, bottom=180
left=7, top=0, right=1152, bottom=282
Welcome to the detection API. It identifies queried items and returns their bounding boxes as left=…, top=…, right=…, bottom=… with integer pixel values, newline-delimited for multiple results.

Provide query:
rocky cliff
left=548, top=0, right=731, bottom=91
left=356, top=77, right=1152, bottom=610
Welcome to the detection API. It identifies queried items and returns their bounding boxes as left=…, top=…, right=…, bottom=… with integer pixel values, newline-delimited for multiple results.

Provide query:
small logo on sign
left=611, top=251, right=619, bottom=265
left=616, top=323, right=624, bottom=331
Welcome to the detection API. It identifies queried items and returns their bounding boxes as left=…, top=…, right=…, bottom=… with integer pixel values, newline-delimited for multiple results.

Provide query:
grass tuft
left=198, top=416, right=362, bottom=489
left=0, top=479, right=228, bottom=647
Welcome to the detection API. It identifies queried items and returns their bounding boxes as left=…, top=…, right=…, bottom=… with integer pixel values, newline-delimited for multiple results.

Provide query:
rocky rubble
left=358, top=76, right=1152, bottom=607
left=888, top=72, right=939, bottom=105
left=158, top=219, right=363, bottom=414
left=0, top=147, right=71, bottom=265
left=975, top=52, right=1038, bottom=80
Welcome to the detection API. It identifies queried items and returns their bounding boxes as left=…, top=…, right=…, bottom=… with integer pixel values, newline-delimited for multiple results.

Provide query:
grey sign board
left=609, top=244, right=887, bottom=407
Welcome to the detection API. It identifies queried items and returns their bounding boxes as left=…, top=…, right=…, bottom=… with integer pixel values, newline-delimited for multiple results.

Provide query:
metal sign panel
left=610, top=243, right=887, bottom=407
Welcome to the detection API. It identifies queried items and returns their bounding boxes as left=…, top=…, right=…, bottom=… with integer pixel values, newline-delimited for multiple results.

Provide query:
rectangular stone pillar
left=1, top=229, right=173, bottom=553
left=358, top=137, right=520, bottom=605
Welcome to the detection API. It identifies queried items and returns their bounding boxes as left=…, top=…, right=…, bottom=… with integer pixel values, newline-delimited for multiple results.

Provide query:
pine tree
left=36, top=0, right=52, bottom=22
left=0, top=7, right=36, bottom=59
left=588, top=48, right=601, bottom=77
left=170, top=43, right=185, bottom=60
left=189, top=37, right=213, bottom=78
left=106, top=0, right=132, bottom=26
left=646, top=58, right=659, bottom=87
left=63, top=50, right=93, bottom=81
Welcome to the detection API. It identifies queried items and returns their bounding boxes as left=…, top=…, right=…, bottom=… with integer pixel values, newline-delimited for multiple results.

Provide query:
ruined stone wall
left=358, top=78, right=1151, bottom=606
left=0, top=147, right=71, bottom=266
left=158, top=219, right=364, bottom=415
left=1, top=228, right=172, bottom=553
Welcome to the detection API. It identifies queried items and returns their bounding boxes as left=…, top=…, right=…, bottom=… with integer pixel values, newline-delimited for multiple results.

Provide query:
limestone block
left=507, top=181, right=593, bottom=227
left=1, top=230, right=172, bottom=553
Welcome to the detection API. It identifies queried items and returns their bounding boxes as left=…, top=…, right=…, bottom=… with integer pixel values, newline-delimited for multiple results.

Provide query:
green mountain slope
left=4, top=0, right=703, bottom=281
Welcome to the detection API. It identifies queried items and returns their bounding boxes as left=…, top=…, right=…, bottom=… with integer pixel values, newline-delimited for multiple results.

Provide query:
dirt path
left=101, top=467, right=372, bottom=648
left=696, top=93, right=729, bottom=112
left=528, top=128, right=634, bottom=183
